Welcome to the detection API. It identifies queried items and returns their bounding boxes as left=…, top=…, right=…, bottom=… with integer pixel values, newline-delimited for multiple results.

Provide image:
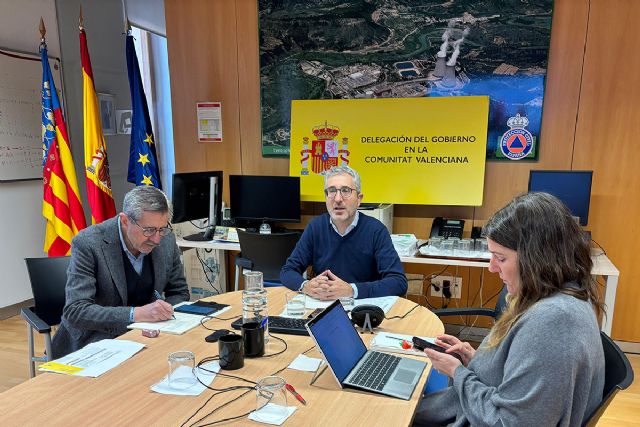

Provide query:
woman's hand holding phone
left=412, top=336, right=463, bottom=362
left=434, top=334, right=476, bottom=365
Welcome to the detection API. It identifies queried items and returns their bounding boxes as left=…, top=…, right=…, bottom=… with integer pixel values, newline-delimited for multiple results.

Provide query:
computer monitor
left=528, top=170, right=593, bottom=226
left=229, top=175, right=301, bottom=232
left=172, top=171, right=223, bottom=240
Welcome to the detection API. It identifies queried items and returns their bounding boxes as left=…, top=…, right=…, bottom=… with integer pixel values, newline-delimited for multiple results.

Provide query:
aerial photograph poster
left=259, top=0, right=553, bottom=161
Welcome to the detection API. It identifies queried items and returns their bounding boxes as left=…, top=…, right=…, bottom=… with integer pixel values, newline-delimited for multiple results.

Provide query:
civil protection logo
left=500, top=114, right=533, bottom=160
left=300, top=121, right=350, bottom=175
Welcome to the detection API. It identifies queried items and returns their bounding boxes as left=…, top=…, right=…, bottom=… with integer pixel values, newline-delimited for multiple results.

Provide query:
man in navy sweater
left=280, top=166, right=407, bottom=299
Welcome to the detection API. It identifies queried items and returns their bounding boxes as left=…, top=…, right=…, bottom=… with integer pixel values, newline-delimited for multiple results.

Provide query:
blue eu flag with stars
left=126, top=31, right=162, bottom=189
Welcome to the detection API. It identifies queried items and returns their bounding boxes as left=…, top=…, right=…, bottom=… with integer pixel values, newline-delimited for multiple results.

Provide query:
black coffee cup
left=241, top=321, right=265, bottom=357
left=218, top=334, right=244, bottom=370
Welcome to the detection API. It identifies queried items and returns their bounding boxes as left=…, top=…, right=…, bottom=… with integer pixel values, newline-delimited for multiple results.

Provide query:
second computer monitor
left=229, top=175, right=301, bottom=229
left=172, top=170, right=223, bottom=225
left=528, top=170, right=593, bottom=226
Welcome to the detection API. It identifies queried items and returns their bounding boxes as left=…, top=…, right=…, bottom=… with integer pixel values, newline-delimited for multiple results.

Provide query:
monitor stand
left=183, top=226, right=216, bottom=241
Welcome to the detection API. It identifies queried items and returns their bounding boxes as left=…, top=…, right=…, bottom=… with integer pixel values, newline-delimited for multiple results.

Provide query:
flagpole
left=122, top=0, right=129, bottom=34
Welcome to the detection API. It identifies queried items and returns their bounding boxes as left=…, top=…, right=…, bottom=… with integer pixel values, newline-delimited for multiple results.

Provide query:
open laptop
left=305, top=300, right=426, bottom=400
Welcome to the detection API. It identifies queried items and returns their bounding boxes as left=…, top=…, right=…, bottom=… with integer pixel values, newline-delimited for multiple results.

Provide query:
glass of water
left=285, top=292, right=306, bottom=317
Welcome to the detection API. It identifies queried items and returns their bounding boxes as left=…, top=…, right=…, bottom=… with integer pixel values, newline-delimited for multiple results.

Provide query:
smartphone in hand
left=412, top=336, right=463, bottom=362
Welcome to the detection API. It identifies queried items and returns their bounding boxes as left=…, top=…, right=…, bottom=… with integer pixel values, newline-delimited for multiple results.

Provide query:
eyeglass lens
left=142, top=227, right=171, bottom=237
left=325, top=187, right=354, bottom=198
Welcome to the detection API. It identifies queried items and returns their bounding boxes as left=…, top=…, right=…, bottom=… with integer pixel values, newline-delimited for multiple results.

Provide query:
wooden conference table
left=0, top=287, right=444, bottom=426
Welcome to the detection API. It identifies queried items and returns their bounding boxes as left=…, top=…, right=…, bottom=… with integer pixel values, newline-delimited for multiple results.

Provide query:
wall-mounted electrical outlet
left=430, top=275, right=462, bottom=299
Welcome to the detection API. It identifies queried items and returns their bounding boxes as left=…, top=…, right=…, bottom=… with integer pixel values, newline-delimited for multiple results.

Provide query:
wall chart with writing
left=0, top=47, right=63, bottom=181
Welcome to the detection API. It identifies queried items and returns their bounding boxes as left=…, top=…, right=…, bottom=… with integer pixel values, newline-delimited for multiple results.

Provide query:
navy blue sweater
left=280, top=213, right=407, bottom=298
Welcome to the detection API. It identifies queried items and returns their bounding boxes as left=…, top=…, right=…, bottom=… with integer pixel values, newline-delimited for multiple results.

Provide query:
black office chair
left=20, top=256, right=70, bottom=377
left=234, top=229, right=301, bottom=290
left=432, top=285, right=509, bottom=322
left=583, top=332, right=634, bottom=426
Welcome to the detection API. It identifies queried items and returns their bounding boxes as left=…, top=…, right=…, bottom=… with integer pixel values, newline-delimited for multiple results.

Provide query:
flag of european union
left=125, top=32, right=162, bottom=189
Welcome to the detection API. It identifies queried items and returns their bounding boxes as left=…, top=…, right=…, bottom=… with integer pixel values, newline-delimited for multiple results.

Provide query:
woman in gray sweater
left=414, top=192, right=605, bottom=427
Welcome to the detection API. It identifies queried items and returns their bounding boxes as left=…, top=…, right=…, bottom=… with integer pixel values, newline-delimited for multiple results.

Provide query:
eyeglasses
left=129, top=217, right=173, bottom=237
left=324, top=186, right=357, bottom=199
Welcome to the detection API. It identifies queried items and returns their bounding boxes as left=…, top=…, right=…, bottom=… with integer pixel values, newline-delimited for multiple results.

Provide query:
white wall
left=0, top=0, right=135, bottom=309
left=0, top=0, right=61, bottom=308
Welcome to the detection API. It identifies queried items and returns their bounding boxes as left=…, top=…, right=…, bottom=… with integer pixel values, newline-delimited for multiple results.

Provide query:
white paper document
left=370, top=332, right=436, bottom=358
left=287, top=354, right=323, bottom=372
left=127, top=304, right=231, bottom=335
left=304, top=295, right=398, bottom=314
left=39, top=339, right=145, bottom=377
left=151, top=361, right=220, bottom=396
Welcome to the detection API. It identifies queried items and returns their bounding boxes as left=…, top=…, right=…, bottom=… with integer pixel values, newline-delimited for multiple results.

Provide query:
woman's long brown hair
left=483, top=192, right=604, bottom=348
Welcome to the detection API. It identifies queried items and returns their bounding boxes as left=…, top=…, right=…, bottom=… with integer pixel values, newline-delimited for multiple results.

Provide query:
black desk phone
left=430, top=217, right=465, bottom=239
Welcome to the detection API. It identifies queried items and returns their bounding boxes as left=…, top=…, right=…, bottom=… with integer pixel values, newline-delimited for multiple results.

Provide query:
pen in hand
left=153, top=290, right=176, bottom=320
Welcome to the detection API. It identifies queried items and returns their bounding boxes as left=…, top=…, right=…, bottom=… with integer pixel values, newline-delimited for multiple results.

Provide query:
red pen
left=285, top=383, right=307, bottom=405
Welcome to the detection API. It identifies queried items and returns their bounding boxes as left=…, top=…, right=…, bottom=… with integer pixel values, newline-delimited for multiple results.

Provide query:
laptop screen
left=307, top=300, right=367, bottom=383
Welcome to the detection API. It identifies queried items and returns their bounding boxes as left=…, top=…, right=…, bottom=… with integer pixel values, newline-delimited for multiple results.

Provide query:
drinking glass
left=457, top=239, right=472, bottom=256
left=440, top=239, right=454, bottom=256
left=256, top=376, right=288, bottom=416
left=285, top=292, right=306, bottom=317
left=476, top=238, right=489, bottom=254
left=168, top=350, right=197, bottom=389
left=339, top=296, right=355, bottom=310
left=428, top=236, right=444, bottom=249
left=243, top=271, right=264, bottom=291
left=449, top=237, right=461, bottom=251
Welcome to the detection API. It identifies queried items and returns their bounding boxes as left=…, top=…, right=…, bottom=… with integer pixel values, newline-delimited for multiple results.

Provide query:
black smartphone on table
left=307, top=308, right=324, bottom=319
left=412, top=336, right=463, bottom=362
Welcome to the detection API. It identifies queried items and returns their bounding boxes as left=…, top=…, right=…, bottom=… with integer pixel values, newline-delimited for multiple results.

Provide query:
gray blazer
left=51, top=216, right=190, bottom=358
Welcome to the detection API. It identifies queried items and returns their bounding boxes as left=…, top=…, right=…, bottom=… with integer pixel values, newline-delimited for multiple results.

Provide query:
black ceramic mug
left=241, top=321, right=265, bottom=357
left=218, top=334, right=244, bottom=370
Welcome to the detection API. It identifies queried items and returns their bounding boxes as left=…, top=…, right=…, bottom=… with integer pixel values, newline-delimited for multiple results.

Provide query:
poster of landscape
left=259, top=0, right=554, bottom=160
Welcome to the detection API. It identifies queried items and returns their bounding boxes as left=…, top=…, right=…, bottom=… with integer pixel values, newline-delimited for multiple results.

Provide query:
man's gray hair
left=122, top=186, right=173, bottom=222
left=324, top=166, right=362, bottom=193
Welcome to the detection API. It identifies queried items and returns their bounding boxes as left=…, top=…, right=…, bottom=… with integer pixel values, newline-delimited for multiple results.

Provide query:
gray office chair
left=234, top=229, right=301, bottom=290
left=432, top=285, right=509, bottom=322
left=583, top=331, right=634, bottom=426
left=20, top=256, right=69, bottom=377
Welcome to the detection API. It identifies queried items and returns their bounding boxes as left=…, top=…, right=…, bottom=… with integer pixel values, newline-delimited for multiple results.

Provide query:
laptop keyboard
left=350, top=351, right=401, bottom=391
left=230, top=316, right=309, bottom=336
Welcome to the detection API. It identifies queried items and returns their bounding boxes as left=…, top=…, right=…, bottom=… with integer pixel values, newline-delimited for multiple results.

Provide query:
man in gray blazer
left=52, top=186, right=190, bottom=358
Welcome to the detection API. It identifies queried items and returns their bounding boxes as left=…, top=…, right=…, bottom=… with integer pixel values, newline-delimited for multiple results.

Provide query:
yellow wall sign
left=289, top=97, right=489, bottom=205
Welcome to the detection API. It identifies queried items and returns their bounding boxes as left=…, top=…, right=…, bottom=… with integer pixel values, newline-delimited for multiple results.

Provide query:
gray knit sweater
left=414, top=292, right=604, bottom=426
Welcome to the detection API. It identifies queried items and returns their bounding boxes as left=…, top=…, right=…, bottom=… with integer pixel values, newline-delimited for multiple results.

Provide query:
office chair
left=432, top=284, right=509, bottom=322
left=234, top=229, right=301, bottom=290
left=583, top=331, right=634, bottom=426
left=20, top=256, right=70, bottom=378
